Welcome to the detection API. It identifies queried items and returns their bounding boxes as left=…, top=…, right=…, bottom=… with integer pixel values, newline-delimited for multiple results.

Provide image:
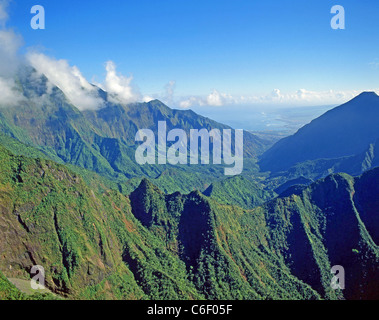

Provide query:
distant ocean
left=189, top=104, right=335, bottom=133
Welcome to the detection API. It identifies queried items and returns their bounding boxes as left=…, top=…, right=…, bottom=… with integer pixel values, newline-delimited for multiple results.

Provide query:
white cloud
left=176, top=88, right=366, bottom=109
left=284, top=88, right=359, bottom=105
left=22, top=54, right=140, bottom=110
left=179, top=90, right=236, bottom=108
left=164, top=80, right=176, bottom=104
left=103, top=61, right=139, bottom=104
left=270, top=89, right=282, bottom=100
left=139, top=80, right=176, bottom=104
left=142, top=95, right=155, bottom=103
left=0, top=77, right=24, bottom=106
left=179, top=96, right=202, bottom=109
left=206, top=90, right=224, bottom=106
left=0, top=29, right=23, bottom=78
left=26, top=52, right=104, bottom=110
left=0, top=0, right=9, bottom=27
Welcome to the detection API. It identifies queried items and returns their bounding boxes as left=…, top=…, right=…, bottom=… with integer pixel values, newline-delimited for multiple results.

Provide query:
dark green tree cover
left=0, top=68, right=268, bottom=195
left=203, top=175, right=276, bottom=209
left=263, top=171, right=379, bottom=300
left=0, top=72, right=378, bottom=300
left=0, top=142, right=377, bottom=300
left=0, top=143, right=317, bottom=300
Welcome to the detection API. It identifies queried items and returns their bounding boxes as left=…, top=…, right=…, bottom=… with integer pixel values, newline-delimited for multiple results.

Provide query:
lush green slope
left=106, top=168, right=379, bottom=300
left=0, top=132, right=221, bottom=196
left=203, top=175, right=276, bottom=209
left=83, top=98, right=267, bottom=157
left=0, top=135, right=377, bottom=300
left=0, top=69, right=267, bottom=195
left=129, top=179, right=320, bottom=300
left=0, top=144, right=201, bottom=299
left=0, top=271, right=25, bottom=300
left=0, top=143, right=319, bottom=300
left=262, top=171, right=379, bottom=300
left=1, top=67, right=377, bottom=302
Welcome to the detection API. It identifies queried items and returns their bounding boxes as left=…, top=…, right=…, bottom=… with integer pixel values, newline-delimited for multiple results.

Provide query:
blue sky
left=3, top=0, right=379, bottom=109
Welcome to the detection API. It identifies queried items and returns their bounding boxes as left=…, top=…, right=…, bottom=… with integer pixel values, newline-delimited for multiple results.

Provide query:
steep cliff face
left=0, top=144, right=201, bottom=300
left=128, top=170, right=379, bottom=300
left=130, top=183, right=320, bottom=300
left=263, top=170, right=379, bottom=300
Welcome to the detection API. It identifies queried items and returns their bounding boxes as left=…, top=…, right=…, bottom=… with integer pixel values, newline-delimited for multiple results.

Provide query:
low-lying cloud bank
left=0, top=77, right=23, bottom=105
left=178, top=88, right=363, bottom=109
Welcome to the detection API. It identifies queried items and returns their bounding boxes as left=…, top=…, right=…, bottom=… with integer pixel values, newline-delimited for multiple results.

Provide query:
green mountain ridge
left=0, top=140, right=377, bottom=300
left=265, top=170, right=379, bottom=299
left=259, top=92, right=379, bottom=174
left=0, top=69, right=268, bottom=195
left=0, top=70, right=378, bottom=300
